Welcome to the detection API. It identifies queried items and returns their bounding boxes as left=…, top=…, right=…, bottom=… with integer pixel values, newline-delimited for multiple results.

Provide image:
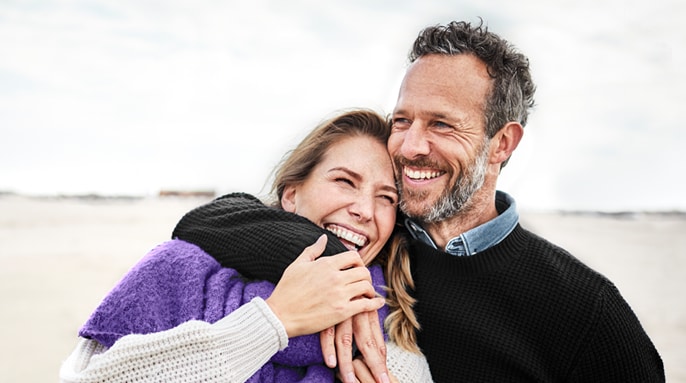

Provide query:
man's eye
left=392, top=118, right=411, bottom=130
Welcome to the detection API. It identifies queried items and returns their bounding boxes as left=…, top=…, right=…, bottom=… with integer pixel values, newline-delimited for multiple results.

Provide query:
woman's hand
left=265, top=235, right=385, bottom=338
left=321, top=312, right=389, bottom=383
left=339, top=356, right=399, bottom=383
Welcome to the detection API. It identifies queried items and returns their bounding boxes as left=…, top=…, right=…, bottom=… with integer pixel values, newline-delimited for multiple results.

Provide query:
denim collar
left=403, top=190, right=518, bottom=256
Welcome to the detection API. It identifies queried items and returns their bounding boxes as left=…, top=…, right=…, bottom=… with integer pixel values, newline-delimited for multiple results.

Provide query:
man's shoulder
left=517, top=226, right=612, bottom=292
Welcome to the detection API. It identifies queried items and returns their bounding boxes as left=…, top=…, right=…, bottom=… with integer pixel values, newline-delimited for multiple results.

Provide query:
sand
left=0, top=195, right=683, bottom=382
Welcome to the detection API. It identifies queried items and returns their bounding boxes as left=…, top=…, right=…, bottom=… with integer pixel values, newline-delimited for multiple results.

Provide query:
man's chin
left=400, top=197, right=433, bottom=219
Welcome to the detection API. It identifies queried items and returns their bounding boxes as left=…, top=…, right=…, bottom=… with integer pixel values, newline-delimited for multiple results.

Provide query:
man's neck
left=423, top=188, right=498, bottom=249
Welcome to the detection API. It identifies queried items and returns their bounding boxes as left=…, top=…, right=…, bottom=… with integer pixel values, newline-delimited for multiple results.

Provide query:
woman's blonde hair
left=383, top=230, right=421, bottom=353
left=270, top=108, right=389, bottom=207
left=270, top=108, right=421, bottom=353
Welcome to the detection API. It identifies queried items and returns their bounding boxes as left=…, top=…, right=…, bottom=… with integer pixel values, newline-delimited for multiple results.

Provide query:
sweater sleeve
left=78, top=239, right=331, bottom=371
left=60, top=298, right=289, bottom=383
left=171, top=193, right=350, bottom=284
left=79, top=240, right=250, bottom=348
left=567, top=283, right=664, bottom=382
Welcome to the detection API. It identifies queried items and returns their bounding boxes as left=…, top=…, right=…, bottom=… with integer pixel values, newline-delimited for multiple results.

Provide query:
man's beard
left=397, top=138, right=490, bottom=223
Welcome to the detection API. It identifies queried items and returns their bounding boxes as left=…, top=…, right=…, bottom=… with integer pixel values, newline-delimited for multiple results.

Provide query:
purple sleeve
left=79, top=239, right=257, bottom=347
left=79, top=240, right=388, bottom=383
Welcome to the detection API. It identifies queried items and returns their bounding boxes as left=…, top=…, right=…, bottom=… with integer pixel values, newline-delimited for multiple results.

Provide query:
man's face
left=388, top=53, right=493, bottom=222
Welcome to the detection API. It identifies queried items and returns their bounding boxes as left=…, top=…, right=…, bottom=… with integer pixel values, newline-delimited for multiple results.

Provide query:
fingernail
left=377, top=297, right=386, bottom=308
left=380, top=372, right=390, bottom=383
left=346, top=372, right=355, bottom=383
left=327, top=354, right=336, bottom=367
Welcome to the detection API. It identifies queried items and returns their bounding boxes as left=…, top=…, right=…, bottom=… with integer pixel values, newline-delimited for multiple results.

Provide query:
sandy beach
left=0, top=195, right=683, bottom=382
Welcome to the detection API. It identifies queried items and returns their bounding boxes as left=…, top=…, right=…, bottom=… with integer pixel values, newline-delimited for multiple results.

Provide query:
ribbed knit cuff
left=210, top=297, right=289, bottom=380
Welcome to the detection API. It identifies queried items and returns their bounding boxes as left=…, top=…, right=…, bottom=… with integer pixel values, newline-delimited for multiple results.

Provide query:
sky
left=1, top=0, right=684, bottom=212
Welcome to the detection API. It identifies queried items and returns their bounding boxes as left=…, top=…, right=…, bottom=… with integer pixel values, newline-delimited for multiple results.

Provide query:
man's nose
left=399, top=122, right=430, bottom=159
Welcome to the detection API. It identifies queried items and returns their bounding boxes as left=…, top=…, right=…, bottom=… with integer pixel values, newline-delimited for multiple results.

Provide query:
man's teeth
left=326, top=225, right=367, bottom=248
left=404, top=167, right=441, bottom=180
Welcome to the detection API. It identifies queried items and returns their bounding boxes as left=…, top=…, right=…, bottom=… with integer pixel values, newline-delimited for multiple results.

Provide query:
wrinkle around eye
left=391, top=118, right=411, bottom=130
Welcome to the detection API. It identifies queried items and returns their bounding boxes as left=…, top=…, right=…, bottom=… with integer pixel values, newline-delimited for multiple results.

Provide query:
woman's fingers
left=334, top=318, right=356, bottom=383
left=320, top=326, right=337, bottom=368
left=293, top=234, right=328, bottom=263
left=266, top=238, right=383, bottom=338
left=352, top=310, right=388, bottom=383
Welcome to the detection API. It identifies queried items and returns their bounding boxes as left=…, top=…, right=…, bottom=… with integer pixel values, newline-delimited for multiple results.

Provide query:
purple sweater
left=80, top=239, right=389, bottom=382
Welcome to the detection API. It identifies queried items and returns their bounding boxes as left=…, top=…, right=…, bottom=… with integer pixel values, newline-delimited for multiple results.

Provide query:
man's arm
left=568, top=284, right=664, bottom=382
left=172, top=193, right=348, bottom=283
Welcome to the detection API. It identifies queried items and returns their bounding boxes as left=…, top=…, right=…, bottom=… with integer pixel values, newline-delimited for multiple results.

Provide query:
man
left=380, top=20, right=664, bottom=382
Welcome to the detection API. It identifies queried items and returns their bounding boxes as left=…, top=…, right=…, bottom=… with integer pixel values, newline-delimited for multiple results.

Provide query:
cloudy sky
left=1, top=0, right=684, bottom=211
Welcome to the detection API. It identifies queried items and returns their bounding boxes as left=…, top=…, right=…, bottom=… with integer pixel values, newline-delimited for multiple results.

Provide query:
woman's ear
left=281, top=185, right=297, bottom=213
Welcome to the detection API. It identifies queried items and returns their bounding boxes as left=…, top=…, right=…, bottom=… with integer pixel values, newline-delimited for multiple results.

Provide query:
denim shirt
left=404, top=190, right=519, bottom=256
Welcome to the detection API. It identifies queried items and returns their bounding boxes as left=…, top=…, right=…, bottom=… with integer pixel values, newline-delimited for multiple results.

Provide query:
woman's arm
left=64, top=236, right=385, bottom=383
left=60, top=298, right=287, bottom=383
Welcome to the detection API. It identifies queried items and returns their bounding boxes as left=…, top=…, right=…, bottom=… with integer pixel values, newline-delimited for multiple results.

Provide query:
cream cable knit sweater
left=60, top=298, right=433, bottom=383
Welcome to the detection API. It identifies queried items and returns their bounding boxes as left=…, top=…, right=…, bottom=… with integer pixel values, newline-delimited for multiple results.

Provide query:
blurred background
left=1, top=0, right=684, bottom=212
left=1, top=0, right=684, bottom=381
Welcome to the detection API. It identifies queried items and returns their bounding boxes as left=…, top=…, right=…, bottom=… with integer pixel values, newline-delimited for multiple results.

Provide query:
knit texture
left=80, top=239, right=388, bottom=382
left=61, top=298, right=289, bottom=382
left=409, top=224, right=664, bottom=382
left=385, top=342, right=434, bottom=383
left=80, top=193, right=391, bottom=382
left=62, top=305, right=434, bottom=383
left=172, top=192, right=351, bottom=284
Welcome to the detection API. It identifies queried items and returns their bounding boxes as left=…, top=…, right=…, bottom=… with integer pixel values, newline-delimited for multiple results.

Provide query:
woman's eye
left=379, top=195, right=397, bottom=205
left=336, top=177, right=354, bottom=186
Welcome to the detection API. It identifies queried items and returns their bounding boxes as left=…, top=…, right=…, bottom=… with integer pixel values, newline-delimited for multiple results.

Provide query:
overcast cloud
left=1, top=0, right=684, bottom=211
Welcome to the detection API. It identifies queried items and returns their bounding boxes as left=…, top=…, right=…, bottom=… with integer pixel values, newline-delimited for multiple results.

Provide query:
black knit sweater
left=409, top=224, right=664, bottom=382
left=172, top=193, right=349, bottom=284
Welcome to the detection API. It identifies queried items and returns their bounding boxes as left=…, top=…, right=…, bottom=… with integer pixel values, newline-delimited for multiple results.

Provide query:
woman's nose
left=349, top=196, right=374, bottom=222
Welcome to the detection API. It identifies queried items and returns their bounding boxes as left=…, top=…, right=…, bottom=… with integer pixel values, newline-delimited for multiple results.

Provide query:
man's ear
left=490, top=122, right=524, bottom=165
left=281, top=184, right=297, bottom=213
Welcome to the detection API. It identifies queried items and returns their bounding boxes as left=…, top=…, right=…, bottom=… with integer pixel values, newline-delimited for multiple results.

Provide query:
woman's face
left=281, top=135, right=398, bottom=265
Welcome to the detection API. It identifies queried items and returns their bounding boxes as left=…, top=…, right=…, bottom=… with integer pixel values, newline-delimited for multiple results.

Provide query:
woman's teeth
left=326, top=224, right=367, bottom=249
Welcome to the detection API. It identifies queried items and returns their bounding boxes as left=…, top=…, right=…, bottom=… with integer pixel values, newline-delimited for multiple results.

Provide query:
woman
left=60, top=109, right=431, bottom=383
